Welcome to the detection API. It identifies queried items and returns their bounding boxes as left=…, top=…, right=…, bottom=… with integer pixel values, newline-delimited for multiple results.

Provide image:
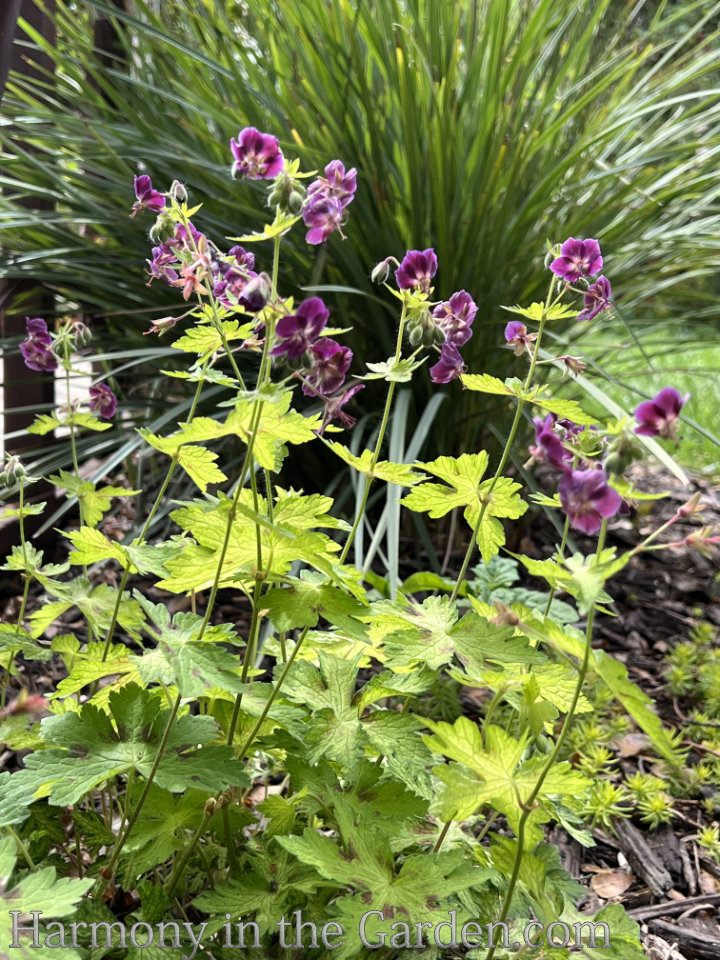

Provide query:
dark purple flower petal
left=558, top=466, right=622, bottom=534
left=132, top=174, right=165, bottom=215
left=302, top=195, right=344, bottom=245
left=550, top=237, right=603, bottom=283
left=396, top=249, right=438, bottom=293
left=320, top=383, right=365, bottom=433
left=230, top=127, right=284, bottom=180
left=271, top=297, right=330, bottom=358
left=432, top=290, right=477, bottom=346
left=303, top=338, right=353, bottom=396
left=531, top=414, right=570, bottom=468
left=576, top=275, right=612, bottom=322
left=634, top=387, right=689, bottom=439
left=89, top=383, right=117, bottom=419
left=20, top=317, right=57, bottom=372
left=504, top=321, right=526, bottom=342
left=429, top=342, right=465, bottom=384
left=308, top=160, right=357, bottom=210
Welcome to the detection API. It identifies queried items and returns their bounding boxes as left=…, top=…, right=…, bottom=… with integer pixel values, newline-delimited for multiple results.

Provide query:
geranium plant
left=0, top=127, right=711, bottom=959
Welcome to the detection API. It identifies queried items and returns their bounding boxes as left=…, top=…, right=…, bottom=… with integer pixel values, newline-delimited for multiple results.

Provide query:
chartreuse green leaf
left=230, top=208, right=301, bottom=242
left=0, top=835, right=93, bottom=959
left=0, top=501, right=47, bottom=522
left=27, top=578, right=145, bottom=640
left=0, top=627, right=53, bottom=662
left=129, top=596, right=246, bottom=697
left=461, top=374, right=596, bottom=425
left=140, top=388, right=321, bottom=478
left=1, top=544, right=68, bottom=578
left=158, top=489, right=343, bottom=593
left=49, top=470, right=139, bottom=526
left=171, top=318, right=254, bottom=355
left=401, top=452, right=527, bottom=561
left=361, top=354, right=427, bottom=382
left=17, top=684, right=249, bottom=805
left=324, top=440, right=426, bottom=485
left=262, top=570, right=368, bottom=633
left=63, top=527, right=181, bottom=577
left=425, top=720, right=587, bottom=844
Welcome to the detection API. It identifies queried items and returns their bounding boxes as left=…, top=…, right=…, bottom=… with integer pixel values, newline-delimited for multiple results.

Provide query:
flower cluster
left=19, top=317, right=117, bottom=419
left=303, top=160, right=357, bottom=244
left=20, top=317, right=57, bottom=373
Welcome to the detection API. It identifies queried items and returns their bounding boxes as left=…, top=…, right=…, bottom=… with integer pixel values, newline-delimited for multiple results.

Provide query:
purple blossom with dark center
left=320, top=383, right=365, bottom=433
left=228, top=246, right=255, bottom=273
left=147, top=244, right=179, bottom=286
left=302, top=194, right=344, bottom=245
left=307, top=160, right=357, bottom=210
left=429, top=342, right=466, bottom=384
left=504, top=320, right=537, bottom=356
left=432, top=290, right=477, bottom=346
left=576, top=275, right=612, bottom=322
left=302, top=338, right=353, bottom=396
left=530, top=414, right=570, bottom=468
left=550, top=237, right=603, bottom=283
left=558, top=466, right=622, bottom=535
left=634, top=387, right=689, bottom=439
left=271, top=297, right=329, bottom=359
left=395, top=249, right=438, bottom=293
left=230, top=127, right=284, bottom=180
left=88, top=383, right=117, bottom=420
left=20, top=317, right=57, bottom=373
left=132, top=175, right=165, bottom=217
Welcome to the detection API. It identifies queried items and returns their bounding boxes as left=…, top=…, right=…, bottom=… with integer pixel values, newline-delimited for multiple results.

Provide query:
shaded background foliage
left=1, top=0, right=720, bottom=493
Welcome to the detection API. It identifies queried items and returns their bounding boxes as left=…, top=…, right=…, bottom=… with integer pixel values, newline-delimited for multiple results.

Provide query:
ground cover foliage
left=2, top=125, right=719, bottom=960
left=2, top=0, right=720, bottom=482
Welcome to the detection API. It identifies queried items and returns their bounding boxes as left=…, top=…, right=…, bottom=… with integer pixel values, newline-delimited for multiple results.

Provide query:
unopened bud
left=149, top=213, right=175, bottom=245
left=678, top=491, right=703, bottom=518
left=238, top=274, right=272, bottom=313
left=170, top=180, right=188, bottom=203
left=4, top=456, right=26, bottom=485
left=267, top=187, right=283, bottom=208
left=286, top=190, right=305, bottom=214
left=204, top=797, right=218, bottom=817
left=71, top=320, right=92, bottom=348
left=407, top=322, right=423, bottom=347
left=371, top=258, right=391, bottom=284
left=559, top=355, right=586, bottom=377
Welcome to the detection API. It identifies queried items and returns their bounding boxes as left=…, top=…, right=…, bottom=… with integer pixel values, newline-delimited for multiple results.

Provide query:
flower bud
left=4, top=456, right=26, bottom=485
left=71, top=320, right=92, bottom=348
left=407, top=321, right=423, bottom=347
left=287, top=189, right=305, bottom=214
left=238, top=273, right=272, bottom=313
left=204, top=797, right=218, bottom=817
left=267, top=186, right=283, bottom=208
left=170, top=180, right=188, bottom=203
left=371, top=258, right=391, bottom=284
left=149, top=213, right=175, bottom=245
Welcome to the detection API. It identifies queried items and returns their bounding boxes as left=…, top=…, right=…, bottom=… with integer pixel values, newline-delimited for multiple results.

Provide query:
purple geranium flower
left=230, top=127, right=284, bottom=180
left=132, top=174, right=165, bottom=217
left=530, top=414, right=570, bottom=468
left=89, top=383, right=117, bottom=420
left=271, top=297, right=329, bottom=359
left=320, top=383, right=365, bottom=433
left=302, top=194, right=344, bottom=245
left=558, top=466, right=622, bottom=535
left=20, top=317, right=57, bottom=373
left=576, top=275, right=612, bottom=322
left=429, top=342, right=466, bottom=384
left=395, top=249, right=438, bottom=293
left=308, top=160, right=357, bottom=210
left=432, top=290, right=477, bottom=347
left=504, top=320, right=537, bottom=356
left=634, top=387, right=689, bottom=439
left=550, top=238, right=603, bottom=283
left=303, top=339, right=353, bottom=396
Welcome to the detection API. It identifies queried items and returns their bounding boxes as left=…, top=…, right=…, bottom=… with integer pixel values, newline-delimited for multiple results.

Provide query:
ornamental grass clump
left=0, top=128, right=714, bottom=959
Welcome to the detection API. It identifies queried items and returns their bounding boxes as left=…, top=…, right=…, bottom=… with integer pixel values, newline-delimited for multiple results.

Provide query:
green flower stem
left=98, top=371, right=208, bottom=665
left=432, top=819, right=451, bottom=853
left=484, top=519, right=608, bottom=960
left=340, top=303, right=408, bottom=565
left=97, top=691, right=183, bottom=893
left=449, top=283, right=554, bottom=605
left=7, top=826, right=35, bottom=871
